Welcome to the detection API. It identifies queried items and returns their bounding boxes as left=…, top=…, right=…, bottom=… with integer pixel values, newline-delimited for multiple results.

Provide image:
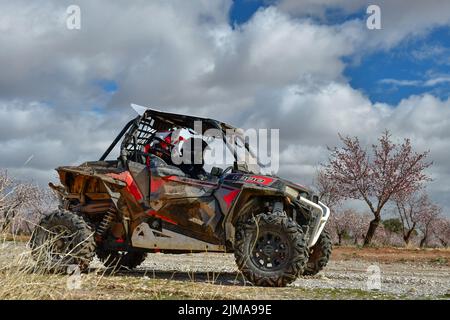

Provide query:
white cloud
left=270, top=87, right=450, bottom=213
left=379, top=76, right=450, bottom=88
left=278, top=0, right=450, bottom=50
left=0, top=99, right=133, bottom=179
left=0, top=1, right=449, bottom=215
left=411, top=44, right=450, bottom=62
left=379, top=79, right=422, bottom=87
left=424, top=76, right=450, bottom=87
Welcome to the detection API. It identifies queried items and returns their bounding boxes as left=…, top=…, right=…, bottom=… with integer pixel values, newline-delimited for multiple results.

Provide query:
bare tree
left=395, top=193, right=436, bottom=245
left=12, top=184, right=58, bottom=235
left=327, top=209, right=357, bottom=245
left=0, top=170, right=14, bottom=210
left=373, top=222, right=408, bottom=247
left=322, top=130, right=432, bottom=246
left=315, top=169, right=342, bottom=210
left=416, top=203, right=442, bottom=248
left=372, top=223, right=389, bottom=246
left=350, top=213, right=371, bottom=245
left=0, top=170, right=23, bottom=232
left=431, top=216, right=450, bottom=247
left=0, top=170, right=57, bottom=234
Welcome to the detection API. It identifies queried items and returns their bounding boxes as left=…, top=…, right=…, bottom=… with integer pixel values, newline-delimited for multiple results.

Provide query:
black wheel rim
left=250, top=231, right=290, bottom=271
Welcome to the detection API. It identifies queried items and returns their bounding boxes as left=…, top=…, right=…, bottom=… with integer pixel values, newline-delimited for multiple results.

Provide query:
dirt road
left=129, top=248, right=449, bottom=299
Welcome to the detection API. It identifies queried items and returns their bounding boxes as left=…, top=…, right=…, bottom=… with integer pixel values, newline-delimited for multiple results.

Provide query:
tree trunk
left=420, top=236, right=427, bottom=248
left=364, top=215, right=381, bottom=246
left=338, top=233, right=342, bottom=246
left=403, top=228, right=414, bottom=245
left=404, top=236, right=410, bottom=245
left=23, top=221, right=32, bottom=235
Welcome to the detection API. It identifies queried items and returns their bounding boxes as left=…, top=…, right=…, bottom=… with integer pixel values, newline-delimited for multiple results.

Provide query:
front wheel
left=303, top=229, right=332, bottom=276
left=234, top=212, right=309, bottom=287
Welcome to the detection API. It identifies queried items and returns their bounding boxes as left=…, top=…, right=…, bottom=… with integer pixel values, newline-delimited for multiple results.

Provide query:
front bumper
left=298, top=196, right=330, bottom=247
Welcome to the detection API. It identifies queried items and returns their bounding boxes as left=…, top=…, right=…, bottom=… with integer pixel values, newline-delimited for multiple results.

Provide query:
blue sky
left=346, top=26, right=450, bottom=105
left=230, top=0, right=267, bottom=25
left=230, top=0, right=450, bottom=105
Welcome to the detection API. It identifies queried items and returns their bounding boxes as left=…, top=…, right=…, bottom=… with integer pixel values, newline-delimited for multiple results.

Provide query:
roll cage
left=99, top=108, right=260, bottom=173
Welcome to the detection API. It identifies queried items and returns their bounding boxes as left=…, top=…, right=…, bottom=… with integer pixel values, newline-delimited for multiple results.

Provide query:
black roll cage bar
left=99, top=108, right=263, bottom=173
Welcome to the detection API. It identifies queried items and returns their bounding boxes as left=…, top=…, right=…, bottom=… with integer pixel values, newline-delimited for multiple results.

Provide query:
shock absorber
left=96, top=206, right=117, bottom=239
left=273, top=201, right=284, bottom=215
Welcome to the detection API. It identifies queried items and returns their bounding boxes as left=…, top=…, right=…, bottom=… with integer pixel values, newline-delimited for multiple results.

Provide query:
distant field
left=0, top=241, right=448, bottom=300
left=332, top=246, right=450, bottom=265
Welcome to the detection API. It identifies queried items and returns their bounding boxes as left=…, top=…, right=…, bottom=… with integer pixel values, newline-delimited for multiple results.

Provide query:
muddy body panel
left=49, top=108, right=328, bottom=256
left=53, top=160, right=323, bottom=253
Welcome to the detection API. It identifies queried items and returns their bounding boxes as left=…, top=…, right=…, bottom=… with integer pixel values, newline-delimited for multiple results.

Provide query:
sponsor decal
left=226, top=174, right=273, bottom=185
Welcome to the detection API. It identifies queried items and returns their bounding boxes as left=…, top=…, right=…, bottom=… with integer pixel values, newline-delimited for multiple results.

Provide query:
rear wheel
left=30, top=210, right=95, bottom=273
left=234, top=212, right=308, bottom=287
left=303, top=229, right=332, bottom=276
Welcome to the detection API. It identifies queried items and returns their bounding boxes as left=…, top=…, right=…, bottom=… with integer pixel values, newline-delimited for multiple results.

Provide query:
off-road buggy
left=30, top=107, right=331, bottom=287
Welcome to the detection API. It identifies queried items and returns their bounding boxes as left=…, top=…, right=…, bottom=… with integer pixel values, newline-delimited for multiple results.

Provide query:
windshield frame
left=221, top=128, right=265, bottom=175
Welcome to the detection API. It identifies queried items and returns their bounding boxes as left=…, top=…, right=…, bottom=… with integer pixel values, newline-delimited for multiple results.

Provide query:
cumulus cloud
left=260, top=85, right=450, bottom=213
left=0, top=100, right=133, bottom=177
left=0, top=1, right=449, bottom=214
left=277, top=0, right=450, bottom=50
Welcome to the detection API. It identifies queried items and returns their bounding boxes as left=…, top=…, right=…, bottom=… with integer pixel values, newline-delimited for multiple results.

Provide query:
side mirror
left=233, top=161, right=247, bottom=173
left=210, top=167, right=224, bottom=177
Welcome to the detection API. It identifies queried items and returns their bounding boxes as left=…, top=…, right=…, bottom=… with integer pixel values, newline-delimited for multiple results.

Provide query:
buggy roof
left=99, top=106, right=239, bottom=161
left=140, top=107, right=237, bottom=133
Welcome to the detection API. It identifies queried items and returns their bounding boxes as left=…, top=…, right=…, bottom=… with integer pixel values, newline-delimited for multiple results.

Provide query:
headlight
left=284, top=186, right=299, bottom=199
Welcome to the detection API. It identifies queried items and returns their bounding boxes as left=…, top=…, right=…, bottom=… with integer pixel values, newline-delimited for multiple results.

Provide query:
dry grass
left=1, top=228, right=448, bottom=300
left=0, top=238, right=399, bottom=300
left=0, top=269, right=401, bottom=300
left=1, top=234, right=30, bottom=242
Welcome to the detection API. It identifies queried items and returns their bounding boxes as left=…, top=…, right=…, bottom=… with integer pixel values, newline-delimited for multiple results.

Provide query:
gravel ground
left=2, top=242, right=449, bottom=299
left=126, top=252, right=450, bottom=298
